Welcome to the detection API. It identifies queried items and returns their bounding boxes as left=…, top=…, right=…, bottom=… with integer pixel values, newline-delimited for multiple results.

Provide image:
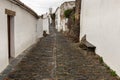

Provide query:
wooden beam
left=5, top=9, right=16, bottom=16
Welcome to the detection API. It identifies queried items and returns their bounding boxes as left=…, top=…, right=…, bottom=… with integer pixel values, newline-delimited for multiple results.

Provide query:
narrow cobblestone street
left=2, top=26, right=119, bottom=80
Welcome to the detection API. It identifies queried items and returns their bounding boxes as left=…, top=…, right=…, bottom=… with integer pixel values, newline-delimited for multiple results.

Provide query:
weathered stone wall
left=60, top=1, right=75, bottom=32
left=67, top=8, right=75, bottom=38
left=66, top=0, right=81, bottom=43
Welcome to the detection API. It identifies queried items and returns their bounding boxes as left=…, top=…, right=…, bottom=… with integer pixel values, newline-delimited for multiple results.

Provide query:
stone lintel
left=5, top=9, right=16, bottom=16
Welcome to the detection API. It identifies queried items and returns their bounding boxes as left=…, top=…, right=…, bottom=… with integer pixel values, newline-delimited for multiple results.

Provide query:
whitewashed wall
left=0, top=0, right=39, bottom=72
left=0, top=0, right=9, bottom=73
left=80, top=0, right=120, bottom=76
left=37, top=18, right=43, bottom=38
left=14, top=5, right=38, bottom=57
left=43, top=14, right=49, bottom=34
left=55, top=8, right=62, bottom=32
left=61, top=19, right=68, bottom=32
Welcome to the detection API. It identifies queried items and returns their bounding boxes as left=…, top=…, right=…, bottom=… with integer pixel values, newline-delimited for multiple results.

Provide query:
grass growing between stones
left=105, top=65, right=110, bottom=70
left=98, top=56, right=119, bottom=78
left=104, top=64, right=118, bottom=77
left=111, top=70, right=117, bottom=77
left=99, top=57, right=104, bottom=64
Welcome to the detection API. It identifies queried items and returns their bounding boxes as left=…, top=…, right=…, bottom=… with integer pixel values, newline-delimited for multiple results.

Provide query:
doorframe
left=5, top=9, right=16, bottom=61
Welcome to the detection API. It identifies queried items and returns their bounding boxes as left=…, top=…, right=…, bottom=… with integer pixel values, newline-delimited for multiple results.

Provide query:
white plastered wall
left=43, top=14, right=49, bottom=34
left=0, top=0, right=39, bottom=72
left=37, top=18, right=43, bottom=38
left=80, top=0, right=120, bottom=76
left=14, top=5, right=38, bottom=57
left=55, top=8, right=62, bottom=32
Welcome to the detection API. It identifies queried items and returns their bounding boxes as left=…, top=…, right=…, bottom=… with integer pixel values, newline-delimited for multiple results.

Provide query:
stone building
left=59, top=1, right=75, bottom=32
left=0, top=0, right=43, bottom=73
left=80, top=0, right=120, bottom=76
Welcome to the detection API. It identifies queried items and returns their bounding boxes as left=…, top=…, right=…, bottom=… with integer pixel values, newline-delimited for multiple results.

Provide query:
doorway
left=7, top=15, right=15, bottom=61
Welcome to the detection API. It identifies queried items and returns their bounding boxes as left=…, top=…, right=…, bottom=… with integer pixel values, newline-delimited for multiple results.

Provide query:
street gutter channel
left=51, top=31, right=57, bottom=80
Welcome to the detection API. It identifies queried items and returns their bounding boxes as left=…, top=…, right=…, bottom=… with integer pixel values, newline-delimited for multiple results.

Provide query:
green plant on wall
left=99, top=57, right=104, bottom=63
left=64, top=9, right=73, bottom=18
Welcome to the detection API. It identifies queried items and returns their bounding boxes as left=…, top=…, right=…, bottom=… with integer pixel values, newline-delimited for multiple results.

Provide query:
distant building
left=43, top=13, right=50, bottom=34
left=60, top=1, right=75, bottom=32
left=37, top=15, right=43, bottom=38
left=55, top=7, right=61, bottom=31
left=49, top=8, right=53, bottom=25
left=55, top=1, right=75, bottom=32
left=49, top=8, right=53, bottom=14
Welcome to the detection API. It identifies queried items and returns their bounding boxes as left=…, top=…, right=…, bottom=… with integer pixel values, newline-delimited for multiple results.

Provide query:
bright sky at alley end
left=20, top=0, right=75, bottom=15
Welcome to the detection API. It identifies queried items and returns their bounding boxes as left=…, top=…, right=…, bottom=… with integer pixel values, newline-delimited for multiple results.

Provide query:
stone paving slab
left=0, top=26, right=119, bottom=80
left=55, top=32, right=119, bottom=80
left=2, top=26, right=56, bottom=80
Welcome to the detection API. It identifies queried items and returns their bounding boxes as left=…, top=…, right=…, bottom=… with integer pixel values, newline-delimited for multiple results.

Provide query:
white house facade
left=0, top=0, right=43, bottom=73
left=37, top=16, right=43, bottom=39
left=80, top=0, right=120, bottom=76
left=43, top=14, right=49, bottom=34
left=55, top=7, right=61, bottom=32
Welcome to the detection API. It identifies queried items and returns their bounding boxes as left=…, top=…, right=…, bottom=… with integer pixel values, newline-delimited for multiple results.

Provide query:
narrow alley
left=0, top=26, right=118, bottom=80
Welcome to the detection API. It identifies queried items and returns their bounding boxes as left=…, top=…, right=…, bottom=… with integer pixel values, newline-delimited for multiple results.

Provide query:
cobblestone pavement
left=2, top=26, right=119, bottom=80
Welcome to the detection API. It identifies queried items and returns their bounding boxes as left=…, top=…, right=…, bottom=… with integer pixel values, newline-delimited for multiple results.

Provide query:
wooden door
left=7, top=15, right=11, bottom=59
